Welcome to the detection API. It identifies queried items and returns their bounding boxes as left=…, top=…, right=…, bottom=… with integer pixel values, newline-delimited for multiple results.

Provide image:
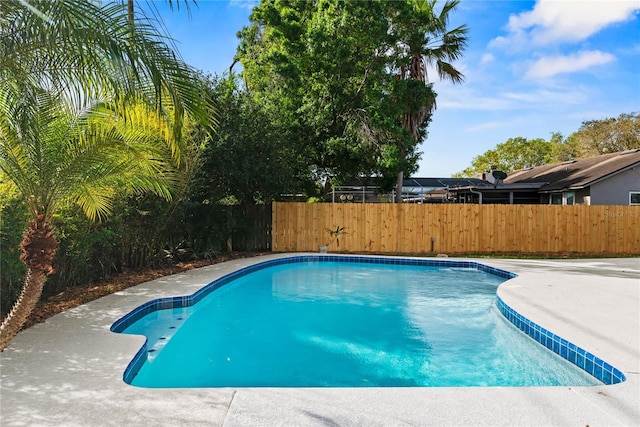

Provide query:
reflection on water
left=123, top=261, right=600, bottom=388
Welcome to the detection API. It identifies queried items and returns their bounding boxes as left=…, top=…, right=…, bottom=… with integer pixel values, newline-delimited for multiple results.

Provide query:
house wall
left=590, top=167, right=640, bottom=205
left=576, top=188, right=591, bottom=204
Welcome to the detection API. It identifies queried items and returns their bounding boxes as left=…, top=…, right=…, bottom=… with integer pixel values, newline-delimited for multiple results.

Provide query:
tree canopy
left=1, top=0, right=209, bottom=140
left=191, top=74, right=316, bottom=206
left=235, top=0, right=467, bottom=189
left=455, top=113, right=640, bottom=177
left=455, top=135, right=558, bottom=177
left=555, top=112, right=640, bottom=161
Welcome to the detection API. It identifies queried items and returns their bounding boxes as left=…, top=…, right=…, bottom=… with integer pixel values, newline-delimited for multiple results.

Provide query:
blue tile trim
left=496, top=296, right=626, bottom=385
left=123, top=344, right=148, bottom=384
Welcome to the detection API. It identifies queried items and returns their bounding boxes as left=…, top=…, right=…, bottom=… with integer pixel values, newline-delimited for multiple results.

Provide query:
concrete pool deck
left=0, top=254, right=638, bottom=426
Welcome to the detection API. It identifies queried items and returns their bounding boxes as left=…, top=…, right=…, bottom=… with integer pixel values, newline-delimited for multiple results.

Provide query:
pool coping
left=1, top=254, right=638, bottom=426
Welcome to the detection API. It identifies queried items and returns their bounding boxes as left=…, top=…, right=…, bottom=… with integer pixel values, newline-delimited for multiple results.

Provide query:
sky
left=148, top=0, right=640, bottom=177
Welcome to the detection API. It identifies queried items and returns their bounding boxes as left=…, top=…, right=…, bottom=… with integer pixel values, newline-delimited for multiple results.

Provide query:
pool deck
left=1, top=254, right=638, bottom=426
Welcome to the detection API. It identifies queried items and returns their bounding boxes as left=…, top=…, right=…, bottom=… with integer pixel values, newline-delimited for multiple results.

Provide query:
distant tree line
left=454, top=112, right=640, bottom=177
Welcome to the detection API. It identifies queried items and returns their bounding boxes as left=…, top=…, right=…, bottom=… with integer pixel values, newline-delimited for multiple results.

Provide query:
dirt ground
left=24, top=252, right=267, bottom=329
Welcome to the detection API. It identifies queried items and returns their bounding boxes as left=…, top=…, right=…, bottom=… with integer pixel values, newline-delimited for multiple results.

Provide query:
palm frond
left=1, top=0, right=212, bottom=131
left=1, top=85, right=180, bottom=221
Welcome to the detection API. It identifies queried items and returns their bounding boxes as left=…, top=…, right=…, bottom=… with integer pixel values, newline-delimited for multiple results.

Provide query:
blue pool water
left=114, top=258, right=606, bottom=388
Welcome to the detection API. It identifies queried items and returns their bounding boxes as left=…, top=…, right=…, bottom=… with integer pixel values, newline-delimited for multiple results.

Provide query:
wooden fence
left=231, top=204, right=272, bottom=251
left=272, top=202, right=640, bottom=255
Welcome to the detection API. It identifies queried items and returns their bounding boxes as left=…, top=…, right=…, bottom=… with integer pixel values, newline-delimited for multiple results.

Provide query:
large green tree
left=555, top=112, right=640, bottom=161
left=455, top=136, right=558, bottom=177
left=182, top=74, right=317, bottom=252
left=194, top=75, right=315, bottom=205
left=236, top=0, right=466, bottom=195
left=237, top=0, right=396, bottom=183
left=0, top=0, right=208, bottom=350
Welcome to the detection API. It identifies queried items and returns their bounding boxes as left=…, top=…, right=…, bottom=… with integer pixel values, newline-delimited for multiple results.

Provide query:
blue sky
left=150, top=0, right=640, bottom=177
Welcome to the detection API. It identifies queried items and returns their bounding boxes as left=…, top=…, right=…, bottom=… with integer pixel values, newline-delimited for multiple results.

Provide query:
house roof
left=504, top=149, right=640, bottom=192
left=333, top=177, right=490, bottom=190
left=451, top=182, right=546, bottom=192
left=402, top=177, right=489, bottom=189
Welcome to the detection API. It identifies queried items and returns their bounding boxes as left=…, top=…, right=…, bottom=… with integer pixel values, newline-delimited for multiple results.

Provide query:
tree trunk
left=395, top=142, right=408, bottom=203
left=396, top=54, right=427, bottom=204
left=0, top=220, right=58, bottom=351
left=0, top=268, right=47, bottom=351
left=128, top=0, right=134, bottom=23
left=395, top=170, right=404, bottom=204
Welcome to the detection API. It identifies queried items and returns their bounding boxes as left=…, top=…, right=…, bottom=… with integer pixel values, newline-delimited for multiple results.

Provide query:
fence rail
left=272, top=202, right=640, bottom=255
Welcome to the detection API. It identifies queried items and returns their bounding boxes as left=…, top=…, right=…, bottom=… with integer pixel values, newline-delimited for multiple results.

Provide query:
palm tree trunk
left=395, top=170, right=404, bottom=203
left=396, top=54, right=428, bottom=203
left=128, top=0, right=134, bottom=24
left=0, top=268, right=47, bottom=351
left=0, top=220, right=58, bottom=351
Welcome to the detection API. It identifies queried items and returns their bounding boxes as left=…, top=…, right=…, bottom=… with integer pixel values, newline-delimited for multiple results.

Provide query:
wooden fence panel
left=272, top=202, right=640, bottom=255
left=230, top=204, right=272, bottom=251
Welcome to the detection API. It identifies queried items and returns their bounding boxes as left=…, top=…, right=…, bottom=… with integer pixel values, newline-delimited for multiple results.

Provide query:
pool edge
left=496, top=295, right=626, bottom=385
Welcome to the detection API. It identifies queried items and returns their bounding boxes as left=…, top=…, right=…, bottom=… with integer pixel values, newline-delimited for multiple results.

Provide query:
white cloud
left=494, top=0, right=639, bottom=48
left=618, top=43, right=640, bottom=55
left=480, top=53, right=495, bottom=66
left=463, top=120, right=516, bottom=133
left=438, top=96, right=514, bottom=111
left=228, top=0, right=258, bottom=11
left=502, top=87, right=590, bottom=105
left=566, top=110, right=622, bottom=121
left=433, top=84, right=516, bottom=111
left=525, top=50, right=616, bottom=79
left=434, top=79, right=594, bottom=114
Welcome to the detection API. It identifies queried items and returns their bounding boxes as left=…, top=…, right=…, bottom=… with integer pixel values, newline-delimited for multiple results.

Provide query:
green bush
left=45, top=204, right=120, bottom=296
left=0, top=194, right=29, bottom=317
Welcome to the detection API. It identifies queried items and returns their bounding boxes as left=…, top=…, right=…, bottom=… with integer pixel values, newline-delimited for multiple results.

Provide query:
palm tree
left=394, top=0, right=467, bottom=202
left=0, top=0, right=210, bottom=351
left=1, top=0, right=208, bottom=139
left=0, top=91, right=184, bottom=350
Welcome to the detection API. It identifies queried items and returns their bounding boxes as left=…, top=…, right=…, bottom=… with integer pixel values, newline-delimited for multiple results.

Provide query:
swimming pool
left=111, top=256, right=625, bottom=388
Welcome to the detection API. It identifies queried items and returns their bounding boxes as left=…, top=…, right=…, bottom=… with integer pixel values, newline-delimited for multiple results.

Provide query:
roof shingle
left=504, top=149, right=640, bottom=191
